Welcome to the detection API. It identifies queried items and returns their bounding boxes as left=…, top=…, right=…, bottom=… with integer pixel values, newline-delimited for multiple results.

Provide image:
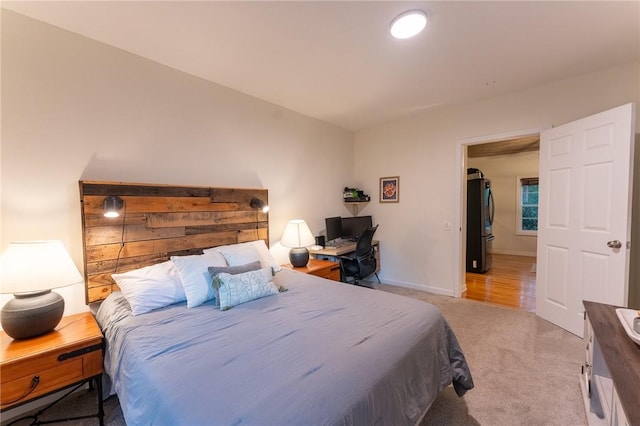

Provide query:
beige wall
left=0, top=11, right=354, bottom=315
left=2, top=11, right=640, bottom=308
left=468, top=151, right=539, bottom=257
left=354, top=62, right=640, bottom=296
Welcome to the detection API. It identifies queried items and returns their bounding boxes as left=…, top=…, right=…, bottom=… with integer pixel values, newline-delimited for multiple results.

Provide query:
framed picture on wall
left=379, top=176, right=399, bottom=203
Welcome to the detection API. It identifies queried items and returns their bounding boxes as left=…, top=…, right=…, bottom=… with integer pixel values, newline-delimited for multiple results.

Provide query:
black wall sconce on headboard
left=250, top=198, right=270, bottom=213
left=103, top=196, right=124, bottom=218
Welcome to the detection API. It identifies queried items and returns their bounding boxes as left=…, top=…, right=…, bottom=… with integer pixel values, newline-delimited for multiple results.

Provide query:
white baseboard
left=376, top=278, right=455, bottom=297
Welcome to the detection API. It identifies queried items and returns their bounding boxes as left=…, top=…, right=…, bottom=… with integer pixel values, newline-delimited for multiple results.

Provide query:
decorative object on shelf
left=280, top=219, right=315, bottom=267
left=250, top=197, right=270, bottom=213
left=0, top=240, right=83, bottom=339
left=103, top=195, right=124, bottom=218
left=379, top=176, right=400, bottom=203
left=343, top=187, right=370, bottom=202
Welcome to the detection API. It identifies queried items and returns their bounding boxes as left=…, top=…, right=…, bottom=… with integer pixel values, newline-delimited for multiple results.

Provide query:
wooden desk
left=581, top=301, right=640, bottom=425
left=309, top=240, right=380, bottom=275
left=310, top=240, right=378, bottom=257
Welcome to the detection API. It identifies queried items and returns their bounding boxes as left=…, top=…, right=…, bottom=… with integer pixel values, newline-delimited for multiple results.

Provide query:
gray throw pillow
left=208, top=261, right=262, bottom=306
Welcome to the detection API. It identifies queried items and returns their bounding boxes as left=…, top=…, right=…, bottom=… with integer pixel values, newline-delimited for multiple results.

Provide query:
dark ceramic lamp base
left=289, top=247, right=310, bottom=268
left=1, top=290, right=64, bottom=339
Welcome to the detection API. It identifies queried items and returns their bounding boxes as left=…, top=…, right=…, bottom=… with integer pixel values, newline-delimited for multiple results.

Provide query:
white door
left=536, top=103, right=636, bottom=337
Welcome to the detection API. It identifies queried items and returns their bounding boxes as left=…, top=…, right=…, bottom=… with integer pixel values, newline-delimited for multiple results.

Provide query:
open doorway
left=459, top=132, right=540, bottom=312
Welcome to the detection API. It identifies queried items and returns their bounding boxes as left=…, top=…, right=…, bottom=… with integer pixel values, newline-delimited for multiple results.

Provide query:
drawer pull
left=57, top=342, right=103, bottom=361
left=2, top=375, right=39, bottom=405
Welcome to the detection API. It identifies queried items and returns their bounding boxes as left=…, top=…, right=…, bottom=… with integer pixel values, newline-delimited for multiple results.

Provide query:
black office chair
left=340, top=225, right=380, bottom=287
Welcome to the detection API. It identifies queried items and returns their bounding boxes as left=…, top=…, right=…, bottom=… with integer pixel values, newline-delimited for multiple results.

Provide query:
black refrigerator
left=466, top=169, right=495, bottom=273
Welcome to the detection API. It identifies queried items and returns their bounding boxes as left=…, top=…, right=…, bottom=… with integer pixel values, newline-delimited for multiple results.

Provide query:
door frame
left=453, top=127, right=548, bottom=298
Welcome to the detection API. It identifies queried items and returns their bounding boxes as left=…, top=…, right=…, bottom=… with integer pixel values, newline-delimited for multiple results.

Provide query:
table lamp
left=0, top=240, right=83, bottom=339
left=281, top=219, right=315, bottom=267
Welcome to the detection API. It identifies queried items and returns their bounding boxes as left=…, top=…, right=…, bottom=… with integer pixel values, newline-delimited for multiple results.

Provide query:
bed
left=80, top=181, right=473, bottom=425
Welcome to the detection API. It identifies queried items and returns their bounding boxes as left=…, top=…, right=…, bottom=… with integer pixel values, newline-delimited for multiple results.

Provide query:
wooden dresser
left=283, top=258, right=341, bottom=281
left=581, top=301, right=640, bottom=426
left=0, top=312, right=104, bottom=423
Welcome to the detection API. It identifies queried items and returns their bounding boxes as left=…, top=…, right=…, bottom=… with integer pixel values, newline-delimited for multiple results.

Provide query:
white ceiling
left=3, top=1, right=639, bottom=131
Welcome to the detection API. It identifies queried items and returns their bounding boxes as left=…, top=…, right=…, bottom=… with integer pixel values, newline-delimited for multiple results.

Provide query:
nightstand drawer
left=0, top=343, right=102, bottom=408
left=283, top=259, right=342, bottom=282
left=2, top=358, right=84, bottom=406
left=1, top=340, right=102, bottom=383
left=311, top=265, right=341, bottom=281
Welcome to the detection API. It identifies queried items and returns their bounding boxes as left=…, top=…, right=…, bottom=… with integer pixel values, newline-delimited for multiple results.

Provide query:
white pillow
left=215, top=268, right=279, bottom=310
left=218, top=243, right=261, bottom=266
left=171, top=251, right=228, bottom=308
left=112, top=261, right=185, bottom=316
left=207, top=240, right=282, bottom=272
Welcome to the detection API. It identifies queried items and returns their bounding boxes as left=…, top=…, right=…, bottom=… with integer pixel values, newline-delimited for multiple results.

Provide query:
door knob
left=607, top=240, right=622, bottom=249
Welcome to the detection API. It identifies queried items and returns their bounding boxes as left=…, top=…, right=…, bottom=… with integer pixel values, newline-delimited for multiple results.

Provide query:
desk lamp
left=0, top=240, right=83, bottom=339
left=281, top=220, right=315, bottom=267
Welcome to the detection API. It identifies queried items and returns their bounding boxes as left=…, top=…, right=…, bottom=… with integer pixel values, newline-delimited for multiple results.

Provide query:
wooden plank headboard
left=79, top=181, right=268, bottom=304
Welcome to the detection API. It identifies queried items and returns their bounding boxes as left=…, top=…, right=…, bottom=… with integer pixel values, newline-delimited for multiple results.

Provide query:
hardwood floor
left=463, top=253, right=536, bottom=312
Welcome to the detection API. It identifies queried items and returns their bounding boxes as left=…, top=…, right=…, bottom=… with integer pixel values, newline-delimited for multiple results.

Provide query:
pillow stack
left=110, top=240, right=281, bottom=315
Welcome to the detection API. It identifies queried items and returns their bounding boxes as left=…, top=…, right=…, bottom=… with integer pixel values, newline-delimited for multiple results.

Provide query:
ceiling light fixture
left=390, top=9, right=428, bottom=39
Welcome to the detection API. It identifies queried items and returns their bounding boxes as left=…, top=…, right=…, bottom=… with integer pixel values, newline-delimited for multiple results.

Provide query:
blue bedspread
left=96, top=269, right=473, bottom=425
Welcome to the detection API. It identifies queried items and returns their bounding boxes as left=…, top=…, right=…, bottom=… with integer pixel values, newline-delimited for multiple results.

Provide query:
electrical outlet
left=443, top=221, right=451, bottom=231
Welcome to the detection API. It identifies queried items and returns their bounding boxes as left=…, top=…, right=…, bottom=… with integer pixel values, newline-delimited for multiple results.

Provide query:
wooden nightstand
left=283, top=258, right=341, bottom=281
left=0, top=312, right=104, bottom=424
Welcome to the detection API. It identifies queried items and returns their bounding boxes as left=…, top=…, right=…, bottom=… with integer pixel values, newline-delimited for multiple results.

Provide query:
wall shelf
left=344, top=201, right=369, bottom=216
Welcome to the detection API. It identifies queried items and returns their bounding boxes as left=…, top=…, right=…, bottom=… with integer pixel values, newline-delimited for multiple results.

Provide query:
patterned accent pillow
left=215, top=268, right=278, bottom=310
left=208, top=261, right=262, bottom=307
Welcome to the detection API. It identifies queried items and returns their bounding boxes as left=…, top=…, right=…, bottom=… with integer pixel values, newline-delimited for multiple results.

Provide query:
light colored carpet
left=2, top=284, right=587, bottom=426
left=381, top=285, right=587, bottom=426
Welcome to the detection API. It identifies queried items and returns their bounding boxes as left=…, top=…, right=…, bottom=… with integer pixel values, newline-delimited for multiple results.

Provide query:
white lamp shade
left=280, top=220, right=315, bottom=248
left=0, top=240, right=83, bottom=294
